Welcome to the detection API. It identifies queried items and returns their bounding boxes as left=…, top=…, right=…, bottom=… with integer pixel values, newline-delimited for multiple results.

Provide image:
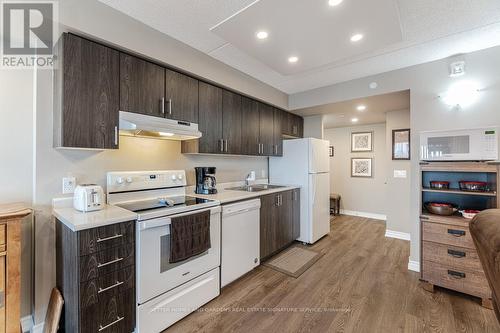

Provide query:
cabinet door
left=0, top=255, right=4, bottom=333
left=292, top=189, right=301, bottom=240
left=273, top=108, right=283, bottom=156
left=278, top=191, right=294, bottom=248
left=222, top=90, right=242, bottom=155
left=259, top=103, right=275, bottom=156
left=165, top=68, right=199, bottom=123
left=120, top=54, right=165, bottom=117
left=198, top=82, right=223, bottom=153
left=294, top=114, right=304, bottom=138
left=62, top=34, right=119, bottom=149
left=241, top=97, right=260, bottom=156
left=260, top=193, right=278, bottom=260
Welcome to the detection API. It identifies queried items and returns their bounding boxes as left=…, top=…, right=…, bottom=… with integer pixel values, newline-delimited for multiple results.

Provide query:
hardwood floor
left=165, top=215, right=500, bottom=333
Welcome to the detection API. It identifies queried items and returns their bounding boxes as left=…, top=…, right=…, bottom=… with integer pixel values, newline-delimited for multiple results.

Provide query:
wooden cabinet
left=197, top=82, right=223, bottom=153
left=241, top=97, right=260, bottom=156
left=0, top=206, right=31, bottom=333
left=273, top=108, right=283, bottom=156
left=260, top=190, right=300, bottom=260
left=420, top=162, right=496, bottom=307
left=120, top=53, right=165, bottom=118
left=165, top=68, right=199, bottom=123
left=56, top=221, right=136, bottom=333
left=222, top=90, right=242, bottom=155
left=282, top=112, right=304, bottom=138
left=54, top=33, right=120, bottom=149
left=258, top=103, right=275, bottom=156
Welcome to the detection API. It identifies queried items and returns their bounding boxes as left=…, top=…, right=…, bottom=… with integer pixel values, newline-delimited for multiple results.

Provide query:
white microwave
left=420, top=128, right=498, bottom=161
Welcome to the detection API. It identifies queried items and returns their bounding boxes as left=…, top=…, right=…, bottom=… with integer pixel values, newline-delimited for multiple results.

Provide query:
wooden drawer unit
left=422, top=241, right=482, bottom=271
left=0, top=224, right=5, bottom=252
left=56, top=220, right=136, bottom=333
left=422, top=260, right=490, bottom=298
left=422, top=221, right=474, bottom=249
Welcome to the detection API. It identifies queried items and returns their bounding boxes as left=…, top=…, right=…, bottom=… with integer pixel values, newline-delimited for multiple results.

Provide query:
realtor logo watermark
left=1, top=1, right=58, bottom=68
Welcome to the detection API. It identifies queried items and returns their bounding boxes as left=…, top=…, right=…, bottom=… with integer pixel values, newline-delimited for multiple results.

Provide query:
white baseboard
left=408, top=260, right=420, bottom=273
left=32, top=322, right=44, bottom=333
left=340, top=209, right=386, bottom=221
left=385, top=229, right=411, bottom=241
left=20, top=315, right=43, bottom=333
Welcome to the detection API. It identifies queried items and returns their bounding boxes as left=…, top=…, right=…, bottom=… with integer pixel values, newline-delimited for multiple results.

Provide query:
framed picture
left=351, top=158, right=372, bottom=177
left=392, top=128, right=410, bottom=160
left=351, top=131, right=373, bottom=152
left=329, top=146, right=334, bottom=157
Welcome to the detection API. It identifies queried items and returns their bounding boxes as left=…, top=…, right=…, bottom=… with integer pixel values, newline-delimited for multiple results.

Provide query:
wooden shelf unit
left=420, top=161, right=498, bottom=308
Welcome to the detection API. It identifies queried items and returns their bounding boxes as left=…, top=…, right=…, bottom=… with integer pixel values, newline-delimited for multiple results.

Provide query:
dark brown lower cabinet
left=260, top=190, right=300, bottom=260
left=56, top=221, right=136, bottom=333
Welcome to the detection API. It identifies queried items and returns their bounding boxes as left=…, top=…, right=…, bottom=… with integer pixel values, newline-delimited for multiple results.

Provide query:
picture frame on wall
left=329, top=146, right=334, bottom=157
left=351, top=131, right=373, bottom=152
left=351, top=158, right=373, bottom=177
left=392, top=128, right=410, bottom=160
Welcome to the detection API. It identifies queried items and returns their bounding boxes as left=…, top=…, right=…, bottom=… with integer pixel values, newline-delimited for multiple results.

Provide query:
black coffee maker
left=195, top=167, right=217, bottom=194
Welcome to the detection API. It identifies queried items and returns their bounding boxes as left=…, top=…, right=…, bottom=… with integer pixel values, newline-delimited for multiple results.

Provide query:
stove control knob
left=116, top=177, right=124, bottom=185
left=177, top=174, right=183, bottom=180
left=171, top=175, right=177, bottom=181
left=126, top=177, right=133, bottom=183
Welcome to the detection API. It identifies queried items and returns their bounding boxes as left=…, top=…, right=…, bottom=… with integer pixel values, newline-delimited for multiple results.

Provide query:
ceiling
left=98, top=0, right=500, bottom=94
left=295, top=90, right=410, bottom=128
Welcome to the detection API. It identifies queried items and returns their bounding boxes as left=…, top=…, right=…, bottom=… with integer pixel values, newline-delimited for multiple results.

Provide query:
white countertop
left=188, top=184, right=300, bottom=204
left=53, top=198, right=137, bottom=232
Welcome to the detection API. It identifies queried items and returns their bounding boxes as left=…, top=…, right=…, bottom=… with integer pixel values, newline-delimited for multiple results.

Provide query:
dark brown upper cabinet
left=273, top=108, right=283, bottom=156
left=54, top=33, right=120, bottom=149
left=119, top=53, right=165, bottom=117
left=197, top=82, right=223, bottom=153
left=241, top=97, right=260, bottom=156
left=258, top=102, right=275, bottom=156
left=282, top=112, right=304, bottom=138
left=222, top=90, right=242, bottom=154
left=165, top=68, right=199, bottom=123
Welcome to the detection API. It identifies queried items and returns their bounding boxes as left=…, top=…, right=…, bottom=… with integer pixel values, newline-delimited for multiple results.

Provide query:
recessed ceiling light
left=356, top=105, right=366, bottom=111
left=328, top=0, right=343, bottom=6
left=351, top=118, right=359, bottom=123
left=256, top=31, right=268, bottom=40
left=369, top=82, right=378, bottom=89
left=350, top=33, right=364, bottom=42
left=288, top=56, right=299, bottom=63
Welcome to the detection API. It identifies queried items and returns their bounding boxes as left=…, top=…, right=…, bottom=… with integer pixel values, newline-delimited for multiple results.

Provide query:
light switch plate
left=62, top=177, right=76, bottom=194
left=394, top=170, right=407, bottom=178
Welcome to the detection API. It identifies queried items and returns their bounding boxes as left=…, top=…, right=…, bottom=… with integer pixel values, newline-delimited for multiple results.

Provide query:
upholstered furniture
left=470, top=209, right=500, bottom=322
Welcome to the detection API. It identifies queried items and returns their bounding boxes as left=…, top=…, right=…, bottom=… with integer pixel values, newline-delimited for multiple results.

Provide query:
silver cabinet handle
left=97, top=234, right=123, bottom=243
left=98, top=280, right=124, bottom=294
left=98, top=257, right=123, bottom=268
left=114, top=126, right=118, bottom=146
left=99, top=316, right=124, bottom=332
left=224, top=140, right=228, bottom=152
left=169, top=98, right=172, bottom=115
left=280, top=194, right=282, bottom=206
left=293, top=125, right=297, bottom=135
left=220, top=139, right=224, bottom=152
left=276, top=195, right=279, bottom=206
left=161, top=97, right=165, bottom=115
left=293, top=191, right=297, bottom=201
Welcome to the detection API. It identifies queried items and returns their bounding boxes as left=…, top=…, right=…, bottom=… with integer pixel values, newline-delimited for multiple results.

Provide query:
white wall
left=290, top=45, right=500, bottom=268
left=303, top=115, right=325, bottom=139
left=385, top=110, right=411, bottom=234
left=324, top=123, right=387, bottom=217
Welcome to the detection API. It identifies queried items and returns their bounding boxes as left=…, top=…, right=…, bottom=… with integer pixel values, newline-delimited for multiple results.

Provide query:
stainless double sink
left=227, top=184, right=285, bottom=192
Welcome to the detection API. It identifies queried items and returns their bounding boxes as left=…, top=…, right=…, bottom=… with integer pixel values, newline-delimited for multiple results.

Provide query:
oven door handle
left=139, top=217, right=172, bottom=231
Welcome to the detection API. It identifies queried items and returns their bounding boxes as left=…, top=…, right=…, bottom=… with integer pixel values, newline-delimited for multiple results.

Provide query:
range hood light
left=159, top=132, right=175, bottom=137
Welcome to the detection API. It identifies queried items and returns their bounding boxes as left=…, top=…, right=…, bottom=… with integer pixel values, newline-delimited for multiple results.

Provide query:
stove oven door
left=136, top=206, right=221, bottom=304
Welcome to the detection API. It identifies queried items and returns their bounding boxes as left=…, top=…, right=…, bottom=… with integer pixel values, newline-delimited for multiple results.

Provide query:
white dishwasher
left=221, top=199, right=261, bottom=287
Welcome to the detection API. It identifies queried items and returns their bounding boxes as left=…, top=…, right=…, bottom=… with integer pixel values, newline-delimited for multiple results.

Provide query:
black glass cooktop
left=116, top=196, right=213, bottom=213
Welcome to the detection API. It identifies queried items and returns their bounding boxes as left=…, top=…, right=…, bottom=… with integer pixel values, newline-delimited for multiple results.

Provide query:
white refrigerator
left=269, top=138, right=330, bottom=244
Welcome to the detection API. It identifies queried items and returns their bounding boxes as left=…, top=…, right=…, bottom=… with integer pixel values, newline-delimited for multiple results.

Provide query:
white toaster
left=73, top=184, right=105, bottom=212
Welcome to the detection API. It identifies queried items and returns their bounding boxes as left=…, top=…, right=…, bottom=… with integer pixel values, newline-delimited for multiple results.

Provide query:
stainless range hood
left=119, top=111, right=202, bottom=141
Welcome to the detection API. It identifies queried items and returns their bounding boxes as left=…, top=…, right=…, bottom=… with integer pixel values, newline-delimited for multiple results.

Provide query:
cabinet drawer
left=422, top=221, right=474, bottom=249
left=422, top=241, right=483, bottom=271
left=80, top=265, right=135, bottom=309
left=0, top=224, right=5, bottom=252
left=81, top=288, right=135, bottom=333
left=80, top=244, right=134, bottom=282
left=79, top=221, right=134, bottom=255
left=422, top=260, right=490, bottom=298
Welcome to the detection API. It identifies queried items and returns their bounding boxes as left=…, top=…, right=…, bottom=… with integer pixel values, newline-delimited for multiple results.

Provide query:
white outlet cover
left=62, top=177, right=76, bottom=194
left=393, top=170, right=407, bottom=178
